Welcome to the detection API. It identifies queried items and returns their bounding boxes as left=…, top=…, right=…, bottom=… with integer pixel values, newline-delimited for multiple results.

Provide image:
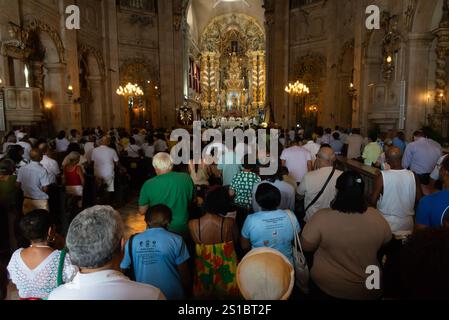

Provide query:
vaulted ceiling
left=187, top=0, right=265, bottom=43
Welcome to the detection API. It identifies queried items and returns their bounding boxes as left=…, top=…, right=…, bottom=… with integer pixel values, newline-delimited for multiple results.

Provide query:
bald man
left=298, top=146, right=343, bottom=222
left=17, top=148, right=51, bottom=214
left=370, top=147, right=423, bottom=233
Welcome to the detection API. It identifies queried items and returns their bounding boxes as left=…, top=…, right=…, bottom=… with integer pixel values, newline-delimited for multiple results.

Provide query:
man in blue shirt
left=402, top=131, right=441, bottom=185
left=121, top=205, right=191, bottom=300
left=416, top=156, right=449, bottom=229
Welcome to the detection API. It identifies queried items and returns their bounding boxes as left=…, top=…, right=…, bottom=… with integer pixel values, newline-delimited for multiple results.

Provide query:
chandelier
left=285, top=81, right=310, bottom=96
left=116, top=82, right=144, bottom=96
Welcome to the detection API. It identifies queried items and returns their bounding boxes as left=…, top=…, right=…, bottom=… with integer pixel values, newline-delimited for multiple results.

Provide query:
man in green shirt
left=139, top=153, right=194, bottom=237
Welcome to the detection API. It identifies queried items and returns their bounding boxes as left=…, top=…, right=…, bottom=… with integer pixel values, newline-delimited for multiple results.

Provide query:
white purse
left=286, top=210, right=310, bottom=294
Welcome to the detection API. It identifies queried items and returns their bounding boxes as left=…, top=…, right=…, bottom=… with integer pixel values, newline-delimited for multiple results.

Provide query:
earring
left=47, top=235, right=56, bottom=243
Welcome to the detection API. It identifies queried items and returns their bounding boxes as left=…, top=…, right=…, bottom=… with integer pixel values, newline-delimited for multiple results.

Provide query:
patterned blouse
left=7, top=249, right=77, bottom=299
left=230, top=172, right=261, bottom=208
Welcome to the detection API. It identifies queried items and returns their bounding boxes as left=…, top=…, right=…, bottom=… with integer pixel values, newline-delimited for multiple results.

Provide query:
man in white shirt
left=17, top=149, right=51, bottom=214
left=302, top=136, right=321, bottom=163
left=280, top=137, right=312, bottom=184
left=83, top=135, right=96, bottom=162
left=16, top=136, right=32, bottom=162
left=91, top=137, right=119, bottom=193
left=39, top=143, right=60, bottom=185
left=48, top=206, right=165, bottom=300
left=298, top=147, right=343, bottom=222
left=370, top=147, right=422, bottom=233
left=125, top=137, right=143, bottom=158
left=346, top=128, right=364, bottom=160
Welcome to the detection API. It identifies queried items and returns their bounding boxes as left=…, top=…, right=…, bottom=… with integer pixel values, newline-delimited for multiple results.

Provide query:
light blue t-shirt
left=242, top=210, right=301, bottom=263
left=120, top=228, right=190, bottom=300
left=218, top=152, right=243, bottom=186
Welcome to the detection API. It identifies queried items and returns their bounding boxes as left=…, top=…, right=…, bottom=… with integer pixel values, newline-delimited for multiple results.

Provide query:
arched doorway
left=119, top=59, right=160, bottom=130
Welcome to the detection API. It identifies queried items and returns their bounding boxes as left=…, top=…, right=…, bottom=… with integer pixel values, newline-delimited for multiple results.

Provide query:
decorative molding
left=78, top=43, right=106, bottom=78
left=24, top=18, right=65, bottom=63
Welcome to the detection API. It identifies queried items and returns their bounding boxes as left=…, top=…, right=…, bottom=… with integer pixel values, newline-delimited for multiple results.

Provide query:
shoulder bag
left=285, top=209, right=310, bottom=295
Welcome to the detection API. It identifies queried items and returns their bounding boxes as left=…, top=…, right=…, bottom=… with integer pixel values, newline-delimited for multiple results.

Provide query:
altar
left=196, top=14, right=266, bottom=121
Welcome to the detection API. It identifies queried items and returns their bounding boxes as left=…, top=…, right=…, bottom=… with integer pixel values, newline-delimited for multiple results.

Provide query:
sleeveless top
left=377, top=169, right=416, bottom=233
left=193, top=218, right=240, bottom=299
left=64, top=166, right=82, bottom=186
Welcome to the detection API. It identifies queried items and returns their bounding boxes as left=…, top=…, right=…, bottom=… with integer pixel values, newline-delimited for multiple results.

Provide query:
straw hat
left=237, top=248, right=294, bottom=300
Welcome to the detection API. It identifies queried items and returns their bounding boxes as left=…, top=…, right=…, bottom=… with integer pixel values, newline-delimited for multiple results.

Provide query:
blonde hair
left=66, top=152, right=81, bottom=166
left=152, top=152, right=173, bottom=171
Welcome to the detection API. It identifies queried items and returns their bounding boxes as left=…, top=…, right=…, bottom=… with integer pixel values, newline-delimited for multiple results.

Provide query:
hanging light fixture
left=116, top=82, right=144, bottom=96
left=285, top=81, right=310, bottom=97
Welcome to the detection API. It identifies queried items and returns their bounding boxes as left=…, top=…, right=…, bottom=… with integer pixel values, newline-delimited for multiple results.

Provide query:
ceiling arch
left=187, top=0, right=265, bottom=43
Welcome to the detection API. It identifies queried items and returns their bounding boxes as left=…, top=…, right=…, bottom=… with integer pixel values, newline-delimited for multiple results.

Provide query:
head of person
left=399, top=228, right=449, bottom=299
left=242, top=154, right=257, bottom=172
left=129, top=137, right=136, bottom=145
left=88, top=134, right=96, bottom=143
left=152, top=152, right=173, bottom=175
left=237, top=248, right=294, bottom=300
left=145, top=204, right=172, bottom=229
left=331, top=171, right=368, bottom=214
left=57, top=131, right=66, bottom=140
left=30, top=148, right=43, bottom=162
left=0, top=159, right=16, bottom=176
left=146, top=135, right=154, bottom=145
left=38, top=143, right=50, bottom=156
left=385, top=146, right=403, bottom=168
left=204, top=187, right=232, bottom=216
left=65, top=152, right=81, bottom=167
left=6, top=135, right=17, bottom=143
left=397, top=131, right=405, bottom=141
left=255, top=183, right=281, bottom=212
left=70, top=129, right=78, bottom=137
left=368, top=131, right=378, bottom=143
left=325, top=128, right=332, bottom=135
left=133, top=129, right=139, bottom=135
left=315, top=127, right=324, bottom=137
left=100, top=136, right=110, bottom=146
left=413, top=130, right=424, bottom=141
left=67, top=143, right=82, bottom=154
left=20, top=210, right=55, bottom=244
left=352, top=128, right=361, bottom=135
left=335, top=126, right=340, bottom=131
left=440, top=156, right=449, bottom=189
left=66, top=206, right=124, bottom=270
left=315, top=146, right=336, bottom=169
left=6, top=145, right=23, bottom=164
left=332, top=132, right=340, bottom=141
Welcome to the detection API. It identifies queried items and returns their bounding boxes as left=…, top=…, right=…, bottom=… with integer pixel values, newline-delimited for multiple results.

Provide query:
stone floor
left=5, top=197, right=146, bottom=300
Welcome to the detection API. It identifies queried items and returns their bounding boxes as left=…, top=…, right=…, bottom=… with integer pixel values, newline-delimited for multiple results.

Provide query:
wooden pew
left=335, top=156, right=380, bottom=197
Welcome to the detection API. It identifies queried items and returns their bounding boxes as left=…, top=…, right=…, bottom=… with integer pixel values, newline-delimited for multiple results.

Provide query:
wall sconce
left=67, top=85, right=74, bottom=100
left=382, top=54, right=395, bottom=81
left=348, top=82, right=357, bottom=99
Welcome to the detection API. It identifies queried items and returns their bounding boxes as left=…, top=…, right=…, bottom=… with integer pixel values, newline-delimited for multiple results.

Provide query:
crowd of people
left=0, top=123, right=448, bottom=300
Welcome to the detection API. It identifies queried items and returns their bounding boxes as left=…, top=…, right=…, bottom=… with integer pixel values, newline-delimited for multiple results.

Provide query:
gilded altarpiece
left=199, top=14, right=266, bottom=119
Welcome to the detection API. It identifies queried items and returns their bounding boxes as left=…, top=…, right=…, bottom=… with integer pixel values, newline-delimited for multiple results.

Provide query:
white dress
left=7, top=249, right=77, bottom=299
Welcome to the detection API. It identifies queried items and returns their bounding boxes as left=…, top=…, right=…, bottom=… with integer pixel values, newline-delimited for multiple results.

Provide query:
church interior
left=1, top=0, right=449, bottom=303
left=0, top=0, right=447, bottom=139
